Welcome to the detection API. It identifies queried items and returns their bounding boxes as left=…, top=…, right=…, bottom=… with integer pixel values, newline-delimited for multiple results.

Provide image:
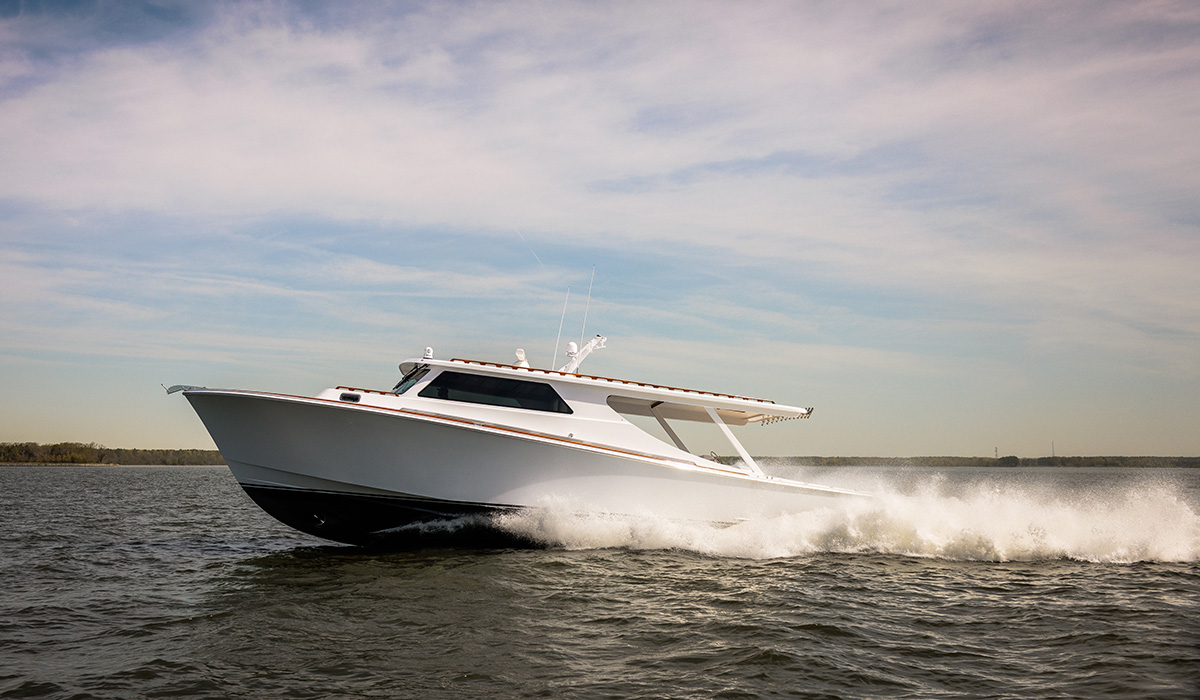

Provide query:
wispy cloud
left=1, top=1, right=1197, bottom=453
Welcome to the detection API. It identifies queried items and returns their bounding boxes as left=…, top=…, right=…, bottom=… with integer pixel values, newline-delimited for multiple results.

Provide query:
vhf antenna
left=553, top=286, right=570, bottom=368
left=579, top=265, right=595, bottom=347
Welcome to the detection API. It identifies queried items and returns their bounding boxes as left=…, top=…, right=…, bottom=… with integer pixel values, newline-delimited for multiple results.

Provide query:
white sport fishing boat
left=172, top=336, right=866, bottom=545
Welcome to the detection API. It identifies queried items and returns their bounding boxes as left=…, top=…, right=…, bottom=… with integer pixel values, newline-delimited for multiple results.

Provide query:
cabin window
left=392, top=365, right=430, bottom=394
left=418, top=371, right=573, bottom=414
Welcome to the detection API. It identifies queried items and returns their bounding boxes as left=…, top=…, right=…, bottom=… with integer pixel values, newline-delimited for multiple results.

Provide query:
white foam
left=492, top=475, right=1200, bottom=562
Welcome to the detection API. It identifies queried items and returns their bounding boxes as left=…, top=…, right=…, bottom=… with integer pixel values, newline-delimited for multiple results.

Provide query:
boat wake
left=491, top=475, right=1200, bottom=563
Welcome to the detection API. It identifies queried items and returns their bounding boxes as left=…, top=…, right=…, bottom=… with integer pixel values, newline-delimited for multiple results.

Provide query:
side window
left=418, top=371, right=573, bottom=414
left=392, top=365, right=430, bottom=394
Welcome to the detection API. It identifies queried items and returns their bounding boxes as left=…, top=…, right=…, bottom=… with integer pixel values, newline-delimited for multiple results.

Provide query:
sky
left=1, top=0, right=1198, bottom=457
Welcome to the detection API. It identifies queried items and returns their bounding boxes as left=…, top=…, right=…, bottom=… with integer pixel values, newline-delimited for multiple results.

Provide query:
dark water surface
left=1, top=465, right=1198, bottom=699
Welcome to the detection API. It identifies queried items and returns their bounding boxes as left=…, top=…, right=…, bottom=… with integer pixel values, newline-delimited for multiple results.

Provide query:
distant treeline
left=762, top=455, right=1200, bottom=468
left=4, top=442, right=1196, bottom=468
left=1, top=442, right=225, bottom=466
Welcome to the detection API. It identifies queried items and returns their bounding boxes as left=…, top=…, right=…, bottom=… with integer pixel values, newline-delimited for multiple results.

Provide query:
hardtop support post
left=704, top=406, right=765, bottom=477
left=650, top=402, right=690, bottom=453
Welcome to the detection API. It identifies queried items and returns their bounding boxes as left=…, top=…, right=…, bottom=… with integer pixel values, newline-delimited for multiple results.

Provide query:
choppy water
left=1, top=465, right=1197, bottom=699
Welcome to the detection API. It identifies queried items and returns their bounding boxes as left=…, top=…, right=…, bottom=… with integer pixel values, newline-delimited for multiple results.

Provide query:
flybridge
left=445, top=357, right=814, bottom=425
left=450, top=358, right=778, bottom=405
left=448, top=333, right=801, bottom=411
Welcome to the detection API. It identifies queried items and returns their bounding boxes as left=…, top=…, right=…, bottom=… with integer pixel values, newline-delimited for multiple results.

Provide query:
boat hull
left=238, top=484, right=525, bottom=547
left=185, top=389, right=856, bottom=545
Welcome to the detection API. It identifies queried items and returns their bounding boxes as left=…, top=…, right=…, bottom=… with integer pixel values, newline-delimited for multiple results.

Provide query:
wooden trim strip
left=336, top=386, right=399, bottom=396
left=390, top=407, right=748, bottom=474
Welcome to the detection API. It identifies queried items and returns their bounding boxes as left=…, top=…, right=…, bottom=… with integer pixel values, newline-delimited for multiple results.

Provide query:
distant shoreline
left=2, top=463, right=227, bottom=467
left=3, top=442, right=1197, bottom=468
left=1, top=442, right=225, bottom=466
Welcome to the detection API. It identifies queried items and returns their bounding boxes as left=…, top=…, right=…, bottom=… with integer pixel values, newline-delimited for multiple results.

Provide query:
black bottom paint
left=240, top=484, right=538, bottom=548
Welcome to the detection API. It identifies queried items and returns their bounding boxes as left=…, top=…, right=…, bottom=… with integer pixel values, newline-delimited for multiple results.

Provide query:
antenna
left=579, top=265, right=595, bottom=347
left=553, top=286, right=570, bottom=367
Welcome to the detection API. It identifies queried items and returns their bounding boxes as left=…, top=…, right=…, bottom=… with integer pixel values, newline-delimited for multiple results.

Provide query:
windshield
left=417, top=370, right=573, bottom=414
left=391, top=365, right=430, bottom=394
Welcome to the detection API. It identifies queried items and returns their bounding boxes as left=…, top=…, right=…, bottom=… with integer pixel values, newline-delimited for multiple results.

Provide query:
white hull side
left=186, top=389, right=857, bottom=542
